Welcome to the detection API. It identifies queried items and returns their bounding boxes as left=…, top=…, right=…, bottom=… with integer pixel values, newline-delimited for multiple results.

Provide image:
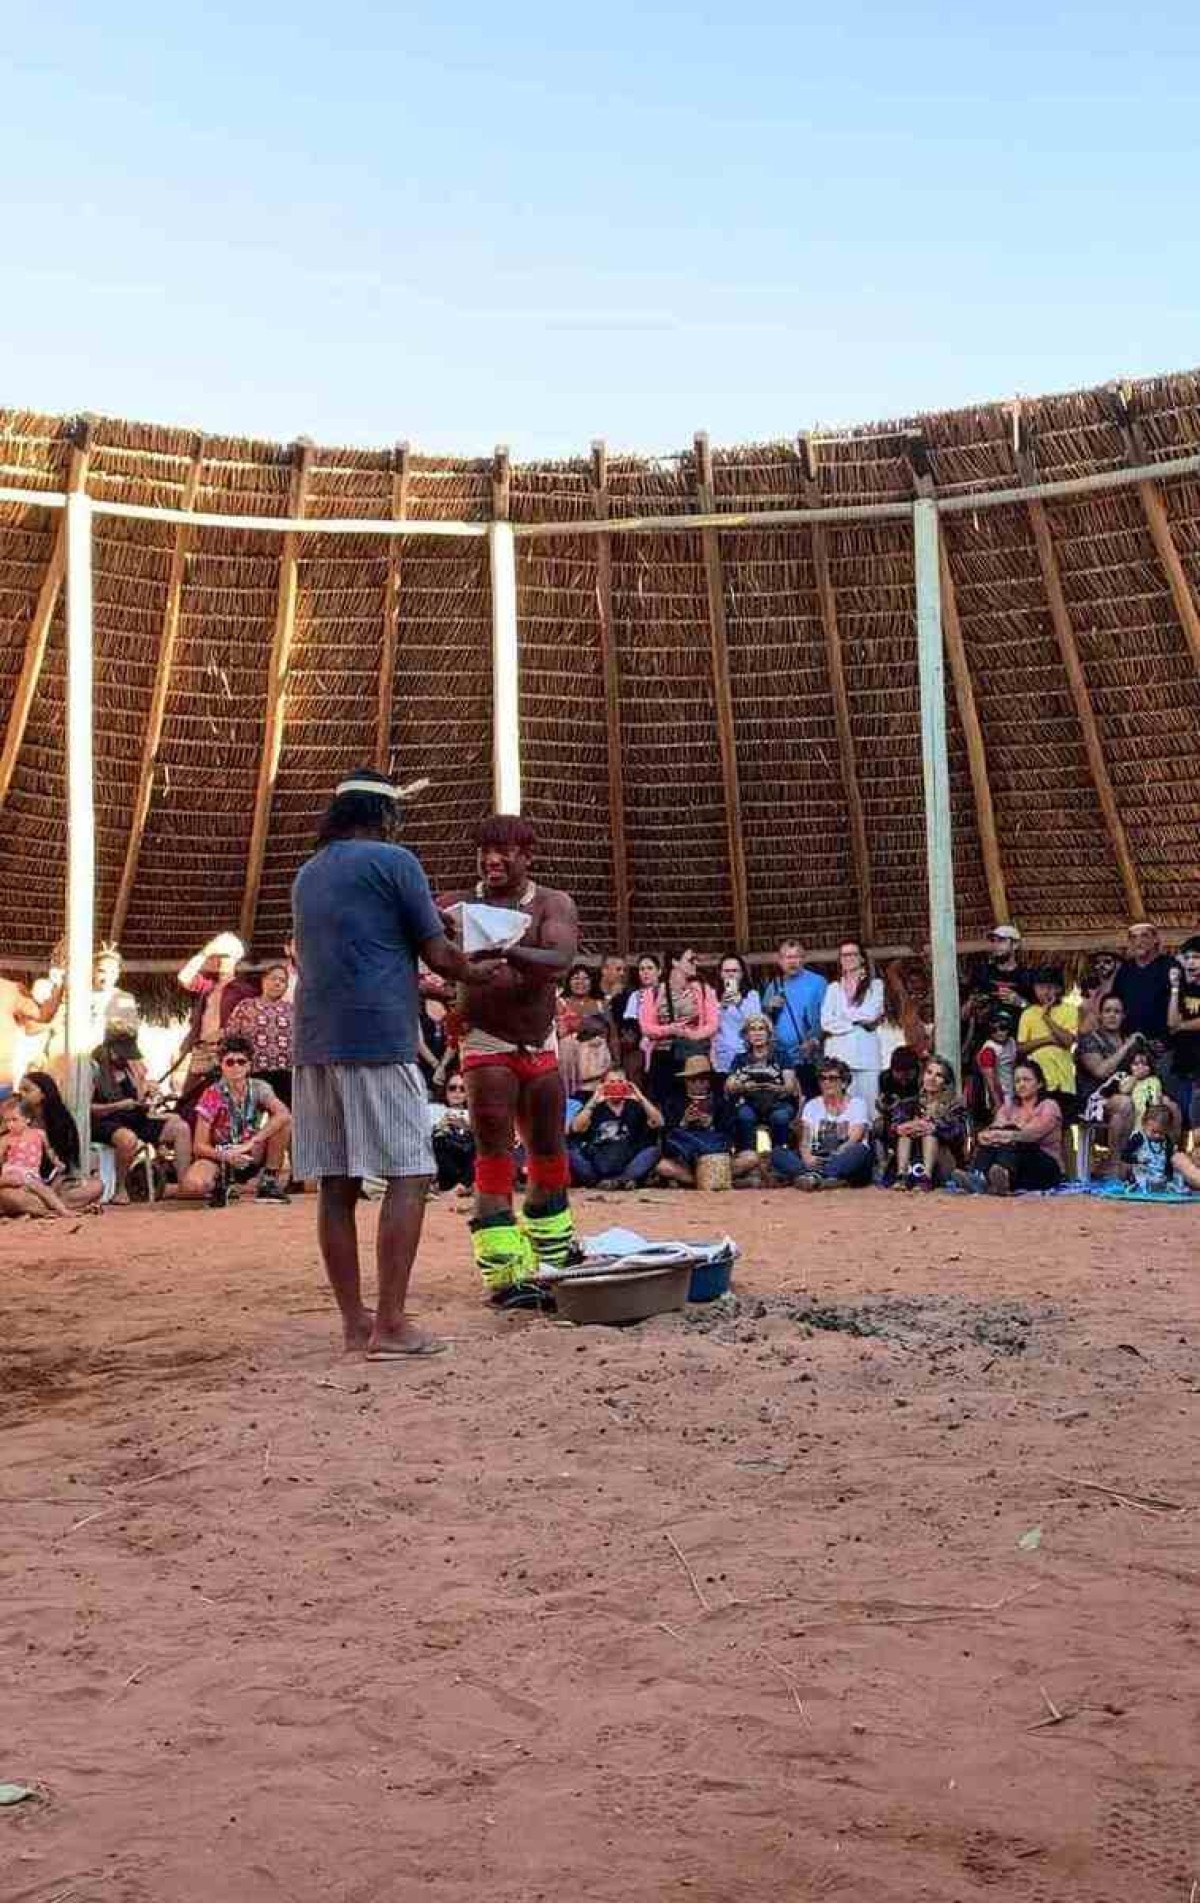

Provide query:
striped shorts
left=292, top=1062, right=434, bottom=1181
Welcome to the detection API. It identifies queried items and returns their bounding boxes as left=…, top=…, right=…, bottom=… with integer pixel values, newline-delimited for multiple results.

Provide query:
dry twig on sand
left=760, top=1650, right=811, bottom=1726
left=1028, top=1683, right=1075, bottom=1731
left=664, top=1531, right=710, bottom=1611
left=1046, top=1471, right=1184, bottom=1514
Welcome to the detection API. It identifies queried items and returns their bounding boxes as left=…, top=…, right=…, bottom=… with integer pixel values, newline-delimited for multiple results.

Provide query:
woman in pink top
left=955, top=1057, right=1063, bottom=1196
left=639, top=946, right=719, bottom=1120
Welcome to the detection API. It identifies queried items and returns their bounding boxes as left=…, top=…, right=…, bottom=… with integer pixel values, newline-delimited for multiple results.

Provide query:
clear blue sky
left=5, top=1, right=1198, bottom=457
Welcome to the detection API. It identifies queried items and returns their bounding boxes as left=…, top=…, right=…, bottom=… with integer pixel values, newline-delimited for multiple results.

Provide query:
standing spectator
left=1078, top=949, right=1120, bottom=1034
left=1076, top=995, right=1140, bottom=1172
left=177, top=933, right=257, bottom=1097
left=1167, top=937, right=1200, bottom=1140
left=289, top=768, right=501, bottom=1358
left=1110, top=923, right=1176, bottom=1049
left=760, top=938, right=825, bottom=1094
left=34, top=943, right=141, bottom=1072
left=227, top=961, right=294, bottom=1107
left=621, top=954, right=662, bottom=1086
left=597, top=954, right=628, bottom=1009
left=821, top=940, right=885, bottom=1115
left=961, top=924, right=1033, bottom=1070
left=569, top=1068, right=663, bottom=1188
left=712, top=953, right=762, bottom=1083
left=560, top=1012, right=614, bottom=1104
left=0, top=972, right=43, bottom=1097
left=878, top=958, right=932, bottom=1067
left=972, top=1004, right=1019, bottom=1119
left=775, top=1057, right=871, bottom=1190
left=416, top=982, right=452, bottom=1095
left=724, top=1014, right=799, bottom=1175
left=889, top=1055, right=970, bottom=1190
left=639, top=947, right=719, bottom=1121
left=430, top=1069, right=476, bottom=1193
left=91, top=1028, right=193, bottom=1201
left=176, top=1035, right=291, bottom=1205
left=557, top=962, right=602, bottom=1040
left=1017, top=968, right=1079, bottom=1123
left=654, top=1056, right=730, bottom=1187
left=958, top=1057, right=1063, bottom=1195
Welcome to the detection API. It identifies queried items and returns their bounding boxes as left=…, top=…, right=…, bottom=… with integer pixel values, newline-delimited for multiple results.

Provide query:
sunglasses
left=221, top=1056, right=250, bottom=1068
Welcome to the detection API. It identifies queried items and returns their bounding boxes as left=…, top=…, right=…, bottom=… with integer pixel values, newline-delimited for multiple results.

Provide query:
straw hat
left=677, top=1054, right=712, bottom=1079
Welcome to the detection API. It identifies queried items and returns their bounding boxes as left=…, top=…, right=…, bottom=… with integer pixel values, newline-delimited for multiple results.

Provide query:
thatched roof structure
left=1, top=370, right=1198, bottom=964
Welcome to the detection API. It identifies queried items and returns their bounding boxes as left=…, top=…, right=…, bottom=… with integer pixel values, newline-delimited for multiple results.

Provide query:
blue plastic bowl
left=687, top=1256, right=733, bottom=1303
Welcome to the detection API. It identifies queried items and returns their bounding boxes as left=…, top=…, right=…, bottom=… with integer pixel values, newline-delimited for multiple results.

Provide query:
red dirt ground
left=2, top=1187, right=1199, bottom=1903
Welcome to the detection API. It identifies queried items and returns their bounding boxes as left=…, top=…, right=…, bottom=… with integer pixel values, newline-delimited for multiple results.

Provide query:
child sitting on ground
left=1122, top=1101, right=1200, bottom=1193
left=0, top=1103, right=72, bottom=1216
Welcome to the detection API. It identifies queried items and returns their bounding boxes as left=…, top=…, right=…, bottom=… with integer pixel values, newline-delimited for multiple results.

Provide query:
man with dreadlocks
left=441, top=814, right=581, bottom=1297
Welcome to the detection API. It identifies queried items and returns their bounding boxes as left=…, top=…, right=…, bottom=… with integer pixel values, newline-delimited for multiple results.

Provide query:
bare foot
left=113, top=1190, right=131, bottom=1206
left=366, top=1318, right=445, bottom=1359
left=343, top=1308, right=374, bottom=1352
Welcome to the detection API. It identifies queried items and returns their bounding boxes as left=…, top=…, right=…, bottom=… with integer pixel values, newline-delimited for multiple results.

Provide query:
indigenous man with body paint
left=440, top=814, right=580, bottom=1295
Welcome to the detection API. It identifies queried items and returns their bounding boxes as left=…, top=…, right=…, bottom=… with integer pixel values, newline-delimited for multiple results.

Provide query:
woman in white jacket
left=821, top=941, right=885, bottom=1116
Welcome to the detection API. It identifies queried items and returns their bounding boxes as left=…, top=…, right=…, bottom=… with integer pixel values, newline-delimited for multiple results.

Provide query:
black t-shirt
left=1111, top=956, right=1175, bottom=1042
left=1171, top=981, right=1200, bottom=1078
left=581, top=1099, right=650, bottom=1174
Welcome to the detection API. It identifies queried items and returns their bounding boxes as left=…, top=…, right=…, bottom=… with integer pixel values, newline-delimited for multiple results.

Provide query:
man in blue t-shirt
left=291, top=769, right=502, bottom=1361
left=759, top=938, right=825, bottom=1094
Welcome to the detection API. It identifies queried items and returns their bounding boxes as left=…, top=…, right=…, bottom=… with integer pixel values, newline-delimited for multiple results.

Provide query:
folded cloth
left=446, top=902, right=531, bottom=955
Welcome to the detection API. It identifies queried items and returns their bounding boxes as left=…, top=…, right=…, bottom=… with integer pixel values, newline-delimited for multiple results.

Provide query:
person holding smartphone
left=568, top=1067, right=664, bottom=1189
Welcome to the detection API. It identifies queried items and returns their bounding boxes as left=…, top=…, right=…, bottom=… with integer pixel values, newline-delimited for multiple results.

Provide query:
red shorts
left=462, top=1048, right=559, bottom=1085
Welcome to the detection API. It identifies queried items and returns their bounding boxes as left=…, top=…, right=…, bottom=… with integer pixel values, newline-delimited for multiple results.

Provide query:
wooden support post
left=1104, top=383, right=1200, bottom=673
left=801, top=434, right=874, bottom=944
left=902, top=431, right=1011, bottom=927
left=1012, top=410, right=1145, bottom=918
left=694, top=432, right=751, bottom=953
left=913, top=497, right=961, bottom=1076
left=591, top=440, right=631, bottom=951
left=110, top=437, right=204, bottom=942
left=239, top=439, right=313, bottom=947
left=0, top=425, right=93, bottom=808
left=489, top=446, right=521, bottom=812
left=64, top=479, right=96, bottom=1149
left=374, top=442, right=410, bottom=773
left=938, top=529, right=1011, bottom=925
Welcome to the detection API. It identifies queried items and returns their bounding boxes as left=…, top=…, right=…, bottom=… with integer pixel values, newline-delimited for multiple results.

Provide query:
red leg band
left=475, top=1154, right=517, bottom=1195
left=527, top=1152, right=570, bottom=1191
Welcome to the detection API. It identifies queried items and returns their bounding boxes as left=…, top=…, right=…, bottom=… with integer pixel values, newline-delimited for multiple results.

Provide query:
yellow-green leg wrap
left=470, top=1212, right=538, bottom=1291
left=520, top=1194, right=579, bottom=1269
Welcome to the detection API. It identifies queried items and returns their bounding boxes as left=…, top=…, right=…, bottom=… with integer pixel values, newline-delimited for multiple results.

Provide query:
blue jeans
left=569, top=1143, right=660, bottom=1187
left=663, top=1128, right=729, bottom=1168
left=731, top=1101, right=794, bottom=1151
left=771, top=1140, right=872, bottom=1185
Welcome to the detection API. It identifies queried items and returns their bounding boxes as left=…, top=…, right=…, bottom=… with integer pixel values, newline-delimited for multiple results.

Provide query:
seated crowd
left=0, top=921, right=1197, bottom=1218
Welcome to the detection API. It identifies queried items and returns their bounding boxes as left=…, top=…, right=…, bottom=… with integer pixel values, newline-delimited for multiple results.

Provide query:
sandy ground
left=2, top=1185, right=1199, bottom=1903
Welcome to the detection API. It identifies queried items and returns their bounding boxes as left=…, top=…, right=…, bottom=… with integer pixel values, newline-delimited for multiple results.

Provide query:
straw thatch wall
left=1, top=371, right=1198, bottom=965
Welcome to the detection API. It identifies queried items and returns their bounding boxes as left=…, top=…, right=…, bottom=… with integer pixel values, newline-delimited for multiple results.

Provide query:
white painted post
left=913, top=496, right=961, bottom=1075
left=489, top=520, right=522, bottom=812
left=64, top=491, right=96, bottom=1151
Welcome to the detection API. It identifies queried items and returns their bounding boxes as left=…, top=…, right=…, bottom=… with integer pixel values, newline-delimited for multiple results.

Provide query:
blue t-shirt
left=291, top=840, right=445, bottom=1065
left=760, top=968, right=826, bottom=1064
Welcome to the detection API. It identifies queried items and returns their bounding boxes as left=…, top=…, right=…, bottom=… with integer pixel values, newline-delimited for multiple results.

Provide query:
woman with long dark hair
left=954, top=1057, right=1064, bottom=1195
left=638, top=947, right=719, bottom=1120
left=0, top=1072, right=104, bottom=1215
left=820, top=940, right=885, bottom=1115
left=712, top=952, right=762, bottom=1081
